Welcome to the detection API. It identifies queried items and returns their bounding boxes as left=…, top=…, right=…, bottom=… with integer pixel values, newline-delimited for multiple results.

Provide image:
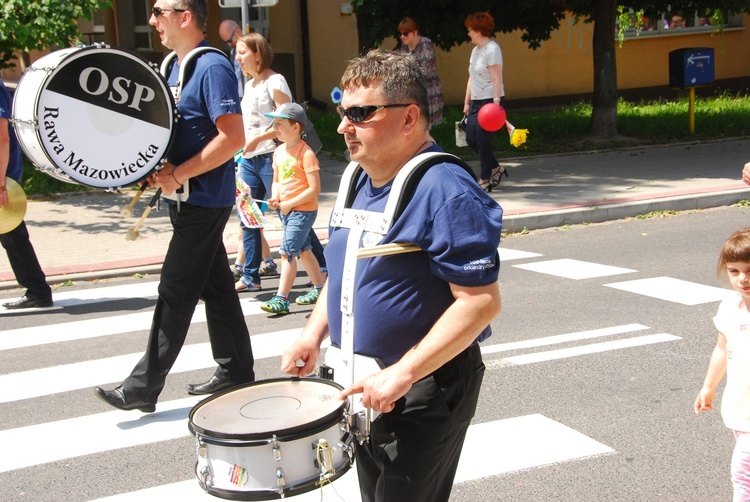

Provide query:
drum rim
left=14, top=45, right=178, bottom=190
left=188, top=377, right=346, bottom=442
left=200, top=460, right=352, bottom=500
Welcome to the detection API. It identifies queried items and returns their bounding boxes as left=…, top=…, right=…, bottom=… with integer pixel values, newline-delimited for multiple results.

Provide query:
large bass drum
left=188, top=377, right=354, bottom=500
left=11, top=45, right=177, bottom=190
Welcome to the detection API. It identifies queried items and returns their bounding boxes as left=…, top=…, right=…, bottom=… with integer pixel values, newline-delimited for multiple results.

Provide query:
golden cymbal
left=0, top=178, right=27, bottom=234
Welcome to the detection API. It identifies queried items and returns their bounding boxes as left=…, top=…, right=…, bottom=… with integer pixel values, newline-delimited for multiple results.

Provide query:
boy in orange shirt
left=261, top=103, right=326, bottom=314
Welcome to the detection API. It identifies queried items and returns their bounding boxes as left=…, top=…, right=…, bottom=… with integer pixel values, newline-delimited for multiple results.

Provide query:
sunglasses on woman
left=336, top=103, right=414, bottom=123
left=151, top=6, right=186, bottom=17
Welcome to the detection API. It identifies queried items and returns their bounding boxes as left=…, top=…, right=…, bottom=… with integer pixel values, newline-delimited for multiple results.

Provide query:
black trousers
left=0, top=221, right=51, bottom=300
left=356, top=344, right=485, bottom=502
left=124, top=203, right=255, bottom=401
left=466, top=97, right=503, bottom=180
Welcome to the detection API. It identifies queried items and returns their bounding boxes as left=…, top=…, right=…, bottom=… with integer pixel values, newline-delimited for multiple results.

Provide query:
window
left=133, top=0, right=152, bottom=50
left=78, top=10, right=106, bottom=45
left=618, top=9, right=744, bottom=39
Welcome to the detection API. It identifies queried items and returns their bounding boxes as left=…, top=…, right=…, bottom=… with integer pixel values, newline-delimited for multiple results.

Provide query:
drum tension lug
left=272, top=435, right=282, bottom=461
left=317, top=364, right=334, bottom=381
left=276, top=467, right=286, bottom=492
left=340, top=431, right=356, bottom=464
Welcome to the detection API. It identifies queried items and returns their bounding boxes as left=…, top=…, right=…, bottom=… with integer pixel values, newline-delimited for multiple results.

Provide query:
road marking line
left=513, top=258, right=637, bottom=280
left=0, top=299, right=263, bottom=351
left=499, top=248, right=543, bottom=261
left=481, top=323, right=649, bottom=355
left=605, top=277, right=734, bottom=305
left=503, top=333, right=681, bottom=365
left=90, top=414, right=613, bottom=501
left=0, top=281, right=161, bottom=316
left=0, top=328, right=312, bottom=404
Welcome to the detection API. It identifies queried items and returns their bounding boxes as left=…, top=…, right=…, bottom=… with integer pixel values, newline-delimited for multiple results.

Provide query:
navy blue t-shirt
left=0, top=81, right=24, bottom=182
left=325, top=147, right=503, bottom=366
left=166, top=42, right=241, bottom=207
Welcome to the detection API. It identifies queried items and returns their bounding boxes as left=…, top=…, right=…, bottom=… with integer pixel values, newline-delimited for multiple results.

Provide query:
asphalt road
left=1, top=205, right=747, bottom=501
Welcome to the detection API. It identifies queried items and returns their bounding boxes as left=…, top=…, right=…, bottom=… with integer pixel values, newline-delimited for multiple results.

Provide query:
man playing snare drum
left=281, top=50, right=503, bottom=502
left=95, top=0, right=255, bottom=412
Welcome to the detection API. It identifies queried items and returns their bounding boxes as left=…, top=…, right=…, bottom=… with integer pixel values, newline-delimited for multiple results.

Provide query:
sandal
left=478, top=180, right=492, bottom=193
left=235, top=280, right=261, bottom=292
left=490, top=166, right=508, bottom=187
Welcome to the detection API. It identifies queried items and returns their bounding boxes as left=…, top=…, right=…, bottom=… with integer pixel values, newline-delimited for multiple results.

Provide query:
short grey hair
left=340, top=49, right=430, bottom=126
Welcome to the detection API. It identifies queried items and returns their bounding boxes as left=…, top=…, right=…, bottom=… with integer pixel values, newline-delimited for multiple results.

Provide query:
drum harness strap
left=325, top=151, right=475, bottom=443
left=159, top=47, right=228, bottom=207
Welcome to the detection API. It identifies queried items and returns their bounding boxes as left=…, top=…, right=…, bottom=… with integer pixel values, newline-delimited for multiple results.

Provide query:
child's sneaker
left=261, top=295, right=289, bottom=314
left=295, top=287, right=320, bottom=305
left=259, top=260, right=278, bottom=276
left=232, top=265, right=243, bottom=281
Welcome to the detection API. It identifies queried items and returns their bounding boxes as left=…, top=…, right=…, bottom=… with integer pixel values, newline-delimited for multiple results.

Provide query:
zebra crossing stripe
left=504, top=333, right=681, bottom=365
left=0, top=328, right=309, bottom=404
left=89, top=414, right=614, bottom=501
left=480, top=323, right=649, bottom=355
left=0, top=299, right=264, bottom=351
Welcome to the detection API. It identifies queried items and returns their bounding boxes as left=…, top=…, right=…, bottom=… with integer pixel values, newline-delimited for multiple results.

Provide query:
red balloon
left=477, top=103, right=507, bottom=132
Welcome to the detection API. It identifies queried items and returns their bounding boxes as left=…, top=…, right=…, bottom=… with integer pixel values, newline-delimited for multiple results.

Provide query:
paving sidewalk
left=1, top=138, right=749, bottom=290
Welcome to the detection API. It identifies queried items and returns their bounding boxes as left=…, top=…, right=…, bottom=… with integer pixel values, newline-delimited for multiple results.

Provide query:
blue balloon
left=331, top=87, right=343, bottom=104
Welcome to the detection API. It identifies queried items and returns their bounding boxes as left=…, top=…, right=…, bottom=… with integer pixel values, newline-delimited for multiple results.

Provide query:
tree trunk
left=590, top=0, right=618, bottom=138
left=355, top=8, right=377, bottom=54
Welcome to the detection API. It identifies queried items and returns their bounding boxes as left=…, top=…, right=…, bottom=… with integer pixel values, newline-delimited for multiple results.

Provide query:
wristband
left=171, top=170, right=183, bottom=186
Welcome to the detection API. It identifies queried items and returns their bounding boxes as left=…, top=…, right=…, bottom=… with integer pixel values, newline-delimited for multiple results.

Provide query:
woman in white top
left=234, top=33, right=292, bottom=291
left=463, top=11, right=508, bottom=192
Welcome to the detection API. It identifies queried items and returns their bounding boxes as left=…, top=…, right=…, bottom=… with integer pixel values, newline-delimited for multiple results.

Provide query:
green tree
left=0, top=0, right=112, bottom=70
left=351, top=0, right=750, bottom=139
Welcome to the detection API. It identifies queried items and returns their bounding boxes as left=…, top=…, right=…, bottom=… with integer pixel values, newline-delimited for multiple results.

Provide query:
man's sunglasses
left=151, top=6, right=186, bottom=17
left=223, top=31, right=236, bottom=44
left=336, top=103, right=414, bottom=124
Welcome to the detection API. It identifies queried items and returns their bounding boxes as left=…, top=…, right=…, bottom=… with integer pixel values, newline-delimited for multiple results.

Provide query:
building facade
left=2, top=1, right=749, bottom=110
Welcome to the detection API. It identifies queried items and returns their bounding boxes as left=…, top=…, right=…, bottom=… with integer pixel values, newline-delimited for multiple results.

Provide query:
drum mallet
left=126, top=188, right=162, bottom=241
left=355, top=242, right=421, bottom=259
left=120, top=181, right=149, bottom=218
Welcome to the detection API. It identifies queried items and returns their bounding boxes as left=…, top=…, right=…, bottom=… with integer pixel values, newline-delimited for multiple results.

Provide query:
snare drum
left=188, top=378, right=354, bottom=500
left=11, top=45, right=177, bottom=190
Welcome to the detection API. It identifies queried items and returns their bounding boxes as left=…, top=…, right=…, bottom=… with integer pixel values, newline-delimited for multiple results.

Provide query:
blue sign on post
left=668, top=47, right=714, bottom=88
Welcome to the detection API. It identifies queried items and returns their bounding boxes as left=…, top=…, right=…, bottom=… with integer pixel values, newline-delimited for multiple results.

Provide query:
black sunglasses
left=399, top=31, right=410, bottom=37
left=223, top=31, right=236, bottom=44
left=337, top=104, right=414, bottom=123
left=151, top=6, right=186, bottom=17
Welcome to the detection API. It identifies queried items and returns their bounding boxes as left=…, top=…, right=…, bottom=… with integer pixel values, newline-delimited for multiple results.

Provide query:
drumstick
left=126, top=188, right=162, bottom=241
left=120, top=181, right=149, bottom=218
left=356, top=242, right=421, bottom=259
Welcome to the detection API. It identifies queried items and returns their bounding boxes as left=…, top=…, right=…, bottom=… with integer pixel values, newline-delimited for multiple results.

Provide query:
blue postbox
left=669, top=47, right=715, bottom=88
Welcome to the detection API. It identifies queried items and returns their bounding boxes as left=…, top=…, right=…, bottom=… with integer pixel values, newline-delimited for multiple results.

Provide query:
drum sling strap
left=159, top=47, right=228, bottom=205
left=324, top=151, right=475, bottom=438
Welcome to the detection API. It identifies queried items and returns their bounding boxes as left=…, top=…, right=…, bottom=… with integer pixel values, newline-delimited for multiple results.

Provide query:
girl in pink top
left=696, top=227, right=750, bottom=501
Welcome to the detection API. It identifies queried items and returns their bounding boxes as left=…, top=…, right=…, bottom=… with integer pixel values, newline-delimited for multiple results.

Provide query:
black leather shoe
left=186, top=375, right=246, bottom=395
left=2, top=295, right=53, bottom=309
left=94, top=385, right=156, bottom=413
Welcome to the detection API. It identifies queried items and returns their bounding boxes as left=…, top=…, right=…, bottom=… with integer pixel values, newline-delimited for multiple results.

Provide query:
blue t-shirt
left=0, top=81, right=23, bottom=182
left=325, top=146, right=503, bottom=366
left=166, top=42, right=241, bottom=207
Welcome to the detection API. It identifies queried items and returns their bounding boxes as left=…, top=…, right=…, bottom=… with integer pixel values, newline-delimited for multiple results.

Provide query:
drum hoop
left=13, top=60, right=59, bottom=175
left=201, top=462, right=352, bottom=501
left=19, top=45, right=178, bottom=189
left=188, top=377, right=346, bottom=442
